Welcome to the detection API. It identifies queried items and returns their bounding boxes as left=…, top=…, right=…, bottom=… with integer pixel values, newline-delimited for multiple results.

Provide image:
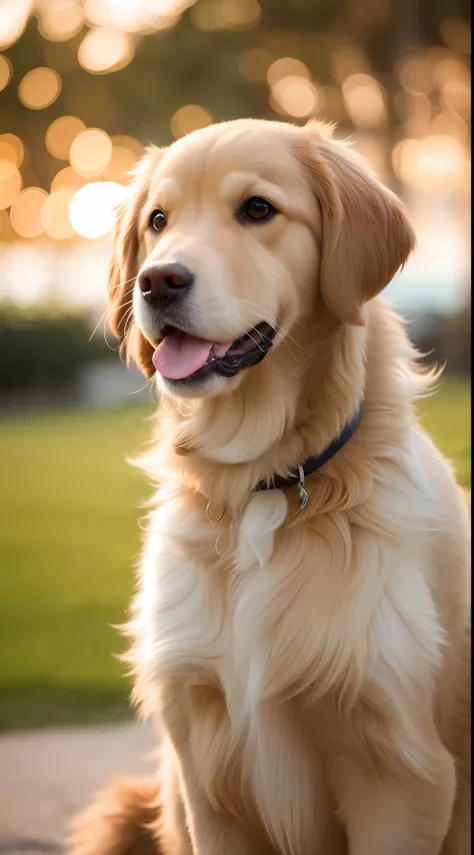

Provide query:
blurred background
left=0, top=0, right=470, bottom=731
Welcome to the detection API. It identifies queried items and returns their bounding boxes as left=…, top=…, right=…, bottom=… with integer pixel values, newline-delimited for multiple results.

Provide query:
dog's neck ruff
left=205, top=406, right=363, bottom=521
left=257, top=405, right=364, bottom=509
left=206, top=404, right=363, bottom=522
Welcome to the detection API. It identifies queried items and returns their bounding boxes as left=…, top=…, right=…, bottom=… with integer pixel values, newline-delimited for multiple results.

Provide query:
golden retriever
left=68, top=119, right=470, bottom=855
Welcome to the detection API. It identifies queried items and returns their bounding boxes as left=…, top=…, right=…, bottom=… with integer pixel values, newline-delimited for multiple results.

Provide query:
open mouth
left=152, top=321, right=276, bottom=382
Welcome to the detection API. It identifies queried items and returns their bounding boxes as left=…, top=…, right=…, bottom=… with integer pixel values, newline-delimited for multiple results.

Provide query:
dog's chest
left=137, top=492, right=335, bottom=851
left=137, top=491, right=299, bottom=699
left=136, top=484, right=437, bottom=713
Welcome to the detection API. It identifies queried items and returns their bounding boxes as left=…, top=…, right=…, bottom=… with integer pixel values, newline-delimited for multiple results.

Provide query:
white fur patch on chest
left=135, top=490, right=288, bottom=694
left=235, top=490, right=288, bottom=570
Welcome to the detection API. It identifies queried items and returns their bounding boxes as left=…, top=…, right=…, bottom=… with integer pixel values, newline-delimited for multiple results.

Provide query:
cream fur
left=74, top=119, right=470, bottom=855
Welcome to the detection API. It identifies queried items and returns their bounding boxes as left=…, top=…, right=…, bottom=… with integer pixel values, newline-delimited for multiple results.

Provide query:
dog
left=68, top=119, right=470, bottom=855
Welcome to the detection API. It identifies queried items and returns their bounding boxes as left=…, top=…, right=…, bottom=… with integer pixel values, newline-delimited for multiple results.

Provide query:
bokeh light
left=170, top=105, right=213, bottom=139
left=440, top=79, right=471, bottom=118
left=191, top=0, right=260, bottom=31
left=46, top=116, right=86, bottom=160
left=397, top=57, right=433, bottom=96
left=271, top=76, right=320, bottom=118
left=0, top=209, right=16, bottom=240
left=267, top=57, right=311, bottom=87
left=342, top=74, right=386, bottom=127
left=10, top=187, right=48, bottom=237
left=190, top=0, right=227, bottom=31
left=111, top=135, right=144, bottom=159
left=94, top=0, right=188, bottom=33
left=394, top=91, right=431, bottom=124
left=354, top=136, right=388, bottom=180
left=103, top=144, right=139, bottom=182
left=0, top=0, right=469, bottom=303
left=0, top=0, right=31, bottom=50
left=392, top=135, right=466, bottom=192
left=0, top=141, right=17, bottom=164
left=83, top=0, right=111, bottom=27
left=432, top=110, right=468, bottom=143
left=0, top=160, right=22, bottom=210
left=221, top=0, right=261, bottom=28
left=51, top=166, right=87, bottom=192
left=1, top=244, right=52, bottom=306
left=41, top=188, right=76, bottom=239
left=18, top=67, right=62, bottom=110
left=0, top=134, right=24, bottom=167
left=434, top=57, right=470, bottom=85
left=0, top=134, right=25, bottom=166
left=69, top=129, right=112, bottom=177
left=78, top=26, right=134, bottom=74
left=69, top=181, right=126, bottom=239
left=38, top=1, right=85, bottom=42
left=331, top=45, right=371, bottom=84
left=440, top=18, right=471, bottom=56
left=0, top=54, right=12, bottom=91
left=413, top=136, right=466, bottom=191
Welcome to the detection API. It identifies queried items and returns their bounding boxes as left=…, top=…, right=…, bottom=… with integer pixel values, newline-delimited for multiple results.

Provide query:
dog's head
left=109, top=119, right=415, bottom=398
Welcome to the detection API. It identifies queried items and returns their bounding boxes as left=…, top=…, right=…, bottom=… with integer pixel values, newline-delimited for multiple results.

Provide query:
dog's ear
left=108, top=145, right=164, bottom=376
left=298, top=123, right=416, bottom=326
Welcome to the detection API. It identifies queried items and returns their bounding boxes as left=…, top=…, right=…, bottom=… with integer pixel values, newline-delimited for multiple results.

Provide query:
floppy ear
left=108, top=145, right=164, bottom=376
left=298, top=124, right=416, bottom=326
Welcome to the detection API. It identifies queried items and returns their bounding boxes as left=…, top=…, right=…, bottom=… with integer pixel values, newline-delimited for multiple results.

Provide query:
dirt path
left=0, top=719, right=156, bottom=855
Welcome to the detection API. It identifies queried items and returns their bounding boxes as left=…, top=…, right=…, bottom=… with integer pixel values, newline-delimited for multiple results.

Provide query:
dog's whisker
left=89, top=297, right=135, bottom=344
left=232, top=307, right=303, bottom=362
left=109, top=276, right=137, bottom=291
left=233, top=309, right=290, bottom=358
left=89, top=305, right=113, bottom=343
left=129, top=374, right=156, bottom=397
left=241, top=302, right=305, bottom=350
left=120, top=304, right=135, bottom=332
left=102, top=328, right=118, bottom=351
left=239, top=300, right=308, bottom=355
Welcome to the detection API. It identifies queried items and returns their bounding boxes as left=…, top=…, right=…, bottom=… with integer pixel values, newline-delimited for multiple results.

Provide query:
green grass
left=0, top=378, right=470, bottom=730
left=416, top=377, right=471, bottom=490
left=0, top=404, right=153, bottom=729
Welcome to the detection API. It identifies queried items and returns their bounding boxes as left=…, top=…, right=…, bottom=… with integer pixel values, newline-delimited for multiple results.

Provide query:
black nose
left=137, top=263, right=194, bottom=307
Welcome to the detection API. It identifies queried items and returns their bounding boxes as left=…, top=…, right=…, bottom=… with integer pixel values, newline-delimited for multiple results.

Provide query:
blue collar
left=257, top=406, right=363, bottom=508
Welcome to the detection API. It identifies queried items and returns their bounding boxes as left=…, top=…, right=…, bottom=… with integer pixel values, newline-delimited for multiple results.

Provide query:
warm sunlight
left=69, top=181, right=126, bottom=239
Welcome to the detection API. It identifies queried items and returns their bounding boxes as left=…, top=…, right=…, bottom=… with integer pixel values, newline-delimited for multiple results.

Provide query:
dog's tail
left=66, top=775, right=163, bottom=855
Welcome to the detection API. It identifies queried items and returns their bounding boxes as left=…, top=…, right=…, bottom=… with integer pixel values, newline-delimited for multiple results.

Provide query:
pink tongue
left=152, top=332, right=231, bottom=380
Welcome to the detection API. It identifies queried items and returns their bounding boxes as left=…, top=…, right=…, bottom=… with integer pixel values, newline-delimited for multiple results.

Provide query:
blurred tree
left=0, top=0, right=470, bottom=192
left=412, top=305, right=471, bottom=375
left=0, top=306, right=115, bottom=396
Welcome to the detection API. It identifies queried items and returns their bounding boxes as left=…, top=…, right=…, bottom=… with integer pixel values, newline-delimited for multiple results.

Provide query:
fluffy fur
left=67, top=776, right=162, bottom=855
left=69, top=119, right=470, bottom=855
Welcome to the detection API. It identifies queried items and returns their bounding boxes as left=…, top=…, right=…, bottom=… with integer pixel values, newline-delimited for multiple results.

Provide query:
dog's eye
left=150, top=210, right=167, bottom=232
left=239, top=197, right=276, bottom=222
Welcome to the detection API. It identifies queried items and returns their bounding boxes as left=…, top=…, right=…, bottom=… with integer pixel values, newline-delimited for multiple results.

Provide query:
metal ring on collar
left=206, top=501, right=225, bottom=522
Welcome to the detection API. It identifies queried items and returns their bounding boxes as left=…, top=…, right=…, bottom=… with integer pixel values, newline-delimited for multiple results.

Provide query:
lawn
left=416, top=377, right=471, bottom=491
left=0, top=377, right=470, bottom=730
left=0, top=404, right=153, bottom=729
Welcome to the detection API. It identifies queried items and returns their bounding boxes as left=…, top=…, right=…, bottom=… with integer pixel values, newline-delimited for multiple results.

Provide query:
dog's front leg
left=159, top=678, right=273, bottom=855
left=329, top=699, right=456, bottom=855
left=158, top=736, right=193, bottom=855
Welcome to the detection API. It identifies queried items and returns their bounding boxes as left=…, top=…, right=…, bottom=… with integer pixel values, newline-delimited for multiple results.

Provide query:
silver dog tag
left=298, top=465, right=309, bottom=510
